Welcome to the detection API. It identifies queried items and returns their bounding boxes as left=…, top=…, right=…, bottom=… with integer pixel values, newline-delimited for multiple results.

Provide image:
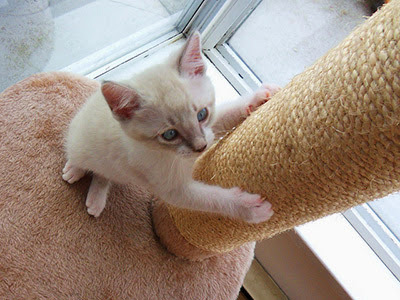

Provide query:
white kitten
left=62, top=32, right=278, bottom=223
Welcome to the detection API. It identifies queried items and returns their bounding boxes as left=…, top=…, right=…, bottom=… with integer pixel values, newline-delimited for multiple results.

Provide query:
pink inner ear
left=180, top=33, right=205, bottom=77
left=101, top=82, right=140, bottom=120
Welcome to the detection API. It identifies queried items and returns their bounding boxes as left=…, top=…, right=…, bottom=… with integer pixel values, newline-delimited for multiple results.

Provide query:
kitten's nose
left=191, top=136, right=207, bottom=153
left=193, top=144, right=207, bottom=152
left=194, top=144, right=207, bottom=153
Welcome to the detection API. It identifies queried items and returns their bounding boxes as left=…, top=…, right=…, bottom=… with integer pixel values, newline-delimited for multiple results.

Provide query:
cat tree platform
left=0, top=72, right=254, bottom=299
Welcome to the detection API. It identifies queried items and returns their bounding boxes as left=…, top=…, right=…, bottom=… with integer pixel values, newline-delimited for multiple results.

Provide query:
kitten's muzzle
left=194, top=144, right=207, bottom=153
left=188, top=136, right=208, bottom=153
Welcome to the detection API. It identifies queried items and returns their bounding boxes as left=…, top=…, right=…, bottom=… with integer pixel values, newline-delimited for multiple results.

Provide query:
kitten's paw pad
left=62, top=162, right=85, bottom=184
left=261, top=83, right=281, bottom=96
left=246, top=83, right=281, bottom=115
left=232, top=189, right=274, bottom=223
left=242, top=200, right=274, bottom=223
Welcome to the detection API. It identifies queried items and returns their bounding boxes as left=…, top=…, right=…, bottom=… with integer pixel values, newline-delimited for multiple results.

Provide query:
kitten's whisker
left=166, top=155, right=180, bottom=188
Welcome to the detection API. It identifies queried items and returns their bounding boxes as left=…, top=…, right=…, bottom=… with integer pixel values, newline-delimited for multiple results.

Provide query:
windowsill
left=295, top=214, right=400, bottom=299
left=255, top=214, right=400, bottom=299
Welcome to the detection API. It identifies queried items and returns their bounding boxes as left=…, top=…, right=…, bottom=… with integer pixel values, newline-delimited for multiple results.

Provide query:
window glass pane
left=369, top=194, right=400, bottom=241
left=228, top=0, right=369, bottom=86
left=0, top=0, right=188, bottom=91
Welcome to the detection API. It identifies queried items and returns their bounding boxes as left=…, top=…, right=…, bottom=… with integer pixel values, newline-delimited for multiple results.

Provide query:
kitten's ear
left=101, top=81, right=140, bottom=121
left=179, top=31, right=206, bottom=77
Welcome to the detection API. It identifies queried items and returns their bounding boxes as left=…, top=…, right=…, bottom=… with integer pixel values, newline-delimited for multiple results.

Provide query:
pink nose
left=194, top=144, right=207, bottom=153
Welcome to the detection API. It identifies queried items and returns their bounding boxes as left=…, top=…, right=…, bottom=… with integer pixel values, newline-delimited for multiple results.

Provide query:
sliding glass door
left=0, top=0, right=197, bottom=91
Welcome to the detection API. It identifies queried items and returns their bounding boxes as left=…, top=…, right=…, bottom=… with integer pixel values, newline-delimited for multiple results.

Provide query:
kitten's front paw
left=231, top=187, right=274, bottom=223
left=246, top=83, right=281, bottom=115
left=62, top=160, right=86, bottom=184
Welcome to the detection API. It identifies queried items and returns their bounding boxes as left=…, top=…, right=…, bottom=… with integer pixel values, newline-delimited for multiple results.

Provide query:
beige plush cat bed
left=0, top=72, right=254, bottom=299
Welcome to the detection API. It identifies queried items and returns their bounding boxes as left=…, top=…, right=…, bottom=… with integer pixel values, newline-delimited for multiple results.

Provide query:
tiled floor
left=0, top=0, right=187, bottom=92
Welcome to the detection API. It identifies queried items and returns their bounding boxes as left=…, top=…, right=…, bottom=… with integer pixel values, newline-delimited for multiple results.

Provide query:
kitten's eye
left=197, top=108, right=208, bottom=122
left=162, top=129, right=178, bottom=141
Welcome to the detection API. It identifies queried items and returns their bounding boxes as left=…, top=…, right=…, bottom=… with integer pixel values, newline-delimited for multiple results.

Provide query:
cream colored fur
left=63, top=33, right=277, bottom=223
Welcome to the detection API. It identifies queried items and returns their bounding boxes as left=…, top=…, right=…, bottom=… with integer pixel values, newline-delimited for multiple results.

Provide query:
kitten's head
left=101, top=32, right=216, bottom=158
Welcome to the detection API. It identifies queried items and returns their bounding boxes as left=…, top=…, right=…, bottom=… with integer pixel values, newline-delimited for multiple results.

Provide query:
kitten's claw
left=62, top=161, right=85, bottom=184
left=246, top=83, right=281, bottom=115
left=231, top=187, right=274, bottom=223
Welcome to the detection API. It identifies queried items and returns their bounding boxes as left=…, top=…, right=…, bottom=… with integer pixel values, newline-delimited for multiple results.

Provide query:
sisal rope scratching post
left=166, top=1, right=400, bottom=253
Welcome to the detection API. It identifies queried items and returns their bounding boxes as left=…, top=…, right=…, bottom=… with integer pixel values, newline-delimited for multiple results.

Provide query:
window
left=0, top=0, right=195, bottom=91
left=344, top=195, right=400, bottom=281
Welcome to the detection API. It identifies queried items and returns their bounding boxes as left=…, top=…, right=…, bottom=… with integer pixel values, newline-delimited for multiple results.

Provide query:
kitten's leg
left=86, top=174, right=111, bottom=217
left=213, top=84, right=280, bottom=138
left=164, top=181, right=273, bottom=224
left=62, top=160, right=86, bottom=184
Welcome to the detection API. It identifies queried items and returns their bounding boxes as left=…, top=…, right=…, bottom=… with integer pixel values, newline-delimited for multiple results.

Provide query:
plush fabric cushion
left=0, top=72, right=254, bottom=299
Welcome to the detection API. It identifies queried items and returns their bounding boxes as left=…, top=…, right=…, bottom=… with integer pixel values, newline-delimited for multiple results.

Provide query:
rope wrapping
left=167, top=0, right=400, bottom=252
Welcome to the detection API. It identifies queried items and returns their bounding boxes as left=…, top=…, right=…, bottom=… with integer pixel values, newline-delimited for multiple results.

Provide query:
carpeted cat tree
left=1, top=1, right=399, bottom=298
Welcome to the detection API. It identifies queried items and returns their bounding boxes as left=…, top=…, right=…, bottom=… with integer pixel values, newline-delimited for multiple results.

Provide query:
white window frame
left=61, top=0, right=208, bottom=79
left=344, top=204, right=400, bottom=281
left=186, top=0, right=263, bottom=94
